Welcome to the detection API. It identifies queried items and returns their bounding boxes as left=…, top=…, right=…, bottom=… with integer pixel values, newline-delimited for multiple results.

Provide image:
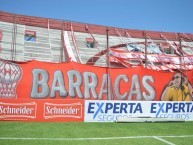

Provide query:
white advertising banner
left=84, top=100, right=193, bottom=122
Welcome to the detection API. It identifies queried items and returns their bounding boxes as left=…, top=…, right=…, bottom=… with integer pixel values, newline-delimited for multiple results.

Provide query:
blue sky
left=0, top=0, right=193, bottom=34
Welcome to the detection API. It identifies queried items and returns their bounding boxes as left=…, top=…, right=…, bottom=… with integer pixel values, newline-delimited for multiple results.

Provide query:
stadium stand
left=1, top=11, right=193, bottom=71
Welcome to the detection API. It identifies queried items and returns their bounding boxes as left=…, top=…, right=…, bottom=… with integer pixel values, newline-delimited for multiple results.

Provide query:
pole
left=144, top=32, right=147, bottom=67
left=179, top=37, right=182, bottom=71
left=106, top=27, right=111, bottom=99
left=106, top=27, right=113, bottom=100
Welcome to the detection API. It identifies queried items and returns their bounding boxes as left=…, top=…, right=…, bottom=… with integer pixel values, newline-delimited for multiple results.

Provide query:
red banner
left=0, top=60, right=193, bottom=121
left=0, top=60, right=192, bottom=101
left=109, top=49, right=193, bottom=70
left=0, top=99, right=84, bottom=122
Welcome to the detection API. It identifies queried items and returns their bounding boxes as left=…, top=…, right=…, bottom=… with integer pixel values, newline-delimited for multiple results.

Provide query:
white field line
left=153, top=136, right=175, bottom=145
left=0, top=135, right=193, bottom=141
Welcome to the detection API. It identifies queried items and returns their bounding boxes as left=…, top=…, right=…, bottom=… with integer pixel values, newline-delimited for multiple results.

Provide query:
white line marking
left=154, top=136, right=175, bottom=145
left=160, top=135, right=193, bottom=138
left=0, top=135, right=192, bottom=141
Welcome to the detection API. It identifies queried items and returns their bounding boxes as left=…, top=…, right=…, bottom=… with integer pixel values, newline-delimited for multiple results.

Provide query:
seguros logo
left=150, top=102, right=193, bottom=120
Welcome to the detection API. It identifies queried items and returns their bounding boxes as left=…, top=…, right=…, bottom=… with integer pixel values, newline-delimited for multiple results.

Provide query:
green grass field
left=0, top=121, right=193, bottom=145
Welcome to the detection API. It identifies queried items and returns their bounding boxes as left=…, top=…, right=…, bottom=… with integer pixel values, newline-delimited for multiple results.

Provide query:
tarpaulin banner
left=84, top=100, right=193, bottom=122
left=0, top=59, right=193, bottom=101
left=109, top=49, right=193, bottom=70
left=0, top=59, right=193, bottom=122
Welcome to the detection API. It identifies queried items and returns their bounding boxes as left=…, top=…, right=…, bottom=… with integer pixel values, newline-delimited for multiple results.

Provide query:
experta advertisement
left=84, top=100, right=193, bottom=122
